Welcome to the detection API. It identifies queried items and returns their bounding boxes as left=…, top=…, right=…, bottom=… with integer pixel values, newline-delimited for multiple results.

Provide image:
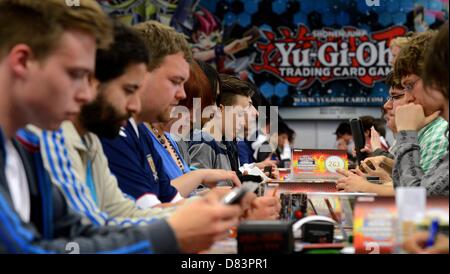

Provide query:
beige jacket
left=28, top=121, right=174, bottom=226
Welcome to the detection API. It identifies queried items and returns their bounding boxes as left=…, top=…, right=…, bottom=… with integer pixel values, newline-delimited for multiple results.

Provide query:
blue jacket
left=0, top=127, right=179, bottom=253
left=101, top=120, right=179, bottom=206
left=237, top=139, right=256, bottom=165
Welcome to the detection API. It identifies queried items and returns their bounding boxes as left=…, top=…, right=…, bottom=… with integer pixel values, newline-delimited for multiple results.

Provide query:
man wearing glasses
left=335, top=68, right=448, bottom=195
left=392, top=29, right=448, bottom=196
left=384, top=72, right=448, bottom=173
left=383, top=74, right=414, bottom=155
left=393, top=33, right=448, bottom=175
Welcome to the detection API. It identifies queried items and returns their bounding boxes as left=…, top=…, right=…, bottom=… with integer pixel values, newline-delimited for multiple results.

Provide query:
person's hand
left=240, top=192, right=257, bottom=214
left=204, top=186, right=232, bottom=201
left=154, top=200, right=186, bottom=208
left=244, top=196, right=281, bottom=220
left=360, top=144, right=373, bottom=154
left=370, top=127, right=382, bottom=151
left=359, top=156, right=393, bottom=182
left=167, top=195, right=242, bottom=253
left=403, top=231, right=449, bottom=254
left=255, top=157, right=278, bottom=170
left=196, top=169, right=241, bottom=188
left=224, top=36, right=252, bottom=55
left=244, top=194, right=281, bottom=220
left=360, top=131, right=374, bottom=154
left=395, top=103, right=440, bottom=132
left=258, top=165, right=280, bottom=180
left=205, top=186, right=257, bottom=214
left=350, top=168, right=365, bottom=176
left=205, top=187, right=257, bottom=219
left=368, top=156, right=394, bottom=173
left=195, top=188, right=211, bottom=197
left=352, top=145, right=373, bottom=156
left=336, top=169, right=371, bottom=193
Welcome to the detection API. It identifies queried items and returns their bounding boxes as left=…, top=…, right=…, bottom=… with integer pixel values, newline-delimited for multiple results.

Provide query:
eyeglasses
left=386, top=93, right=406, bottom=102
left=402, top=79, right=420, bottom=92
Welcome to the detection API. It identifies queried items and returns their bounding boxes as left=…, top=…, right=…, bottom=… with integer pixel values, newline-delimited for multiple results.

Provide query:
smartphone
left=366, top=176, right=382, bottom=184
left=350, top=118, right=368, bottom=165
left=360, top=157, right=393, bottom=175
left=238, top=174, right=263, bottom=183
left=222, top=182, right=259, bottom=205
left=359, top=158, right=376, bottom=173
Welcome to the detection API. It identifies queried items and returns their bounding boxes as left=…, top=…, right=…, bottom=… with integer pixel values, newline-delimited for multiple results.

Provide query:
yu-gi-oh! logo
left=252, top=25, right=407, bottom=90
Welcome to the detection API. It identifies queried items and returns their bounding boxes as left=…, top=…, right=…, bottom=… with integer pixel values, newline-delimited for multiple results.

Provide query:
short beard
left=79, top=95, right=129, bottom=139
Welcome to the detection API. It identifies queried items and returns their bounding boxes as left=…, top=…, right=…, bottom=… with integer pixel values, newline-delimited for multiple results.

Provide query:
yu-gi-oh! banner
left=99, top=0, right=449, bottom=107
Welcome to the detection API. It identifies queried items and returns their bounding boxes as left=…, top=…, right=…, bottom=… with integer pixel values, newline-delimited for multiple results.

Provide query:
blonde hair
left=133, top=20, right=193, bottom=71
left=390, top=36, right=410, bottom=49
left=0, top=0, right=113, bottom=60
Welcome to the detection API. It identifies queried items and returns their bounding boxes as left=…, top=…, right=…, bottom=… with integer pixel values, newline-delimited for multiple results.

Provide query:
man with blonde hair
left=389, top=35, right=411, bottom=66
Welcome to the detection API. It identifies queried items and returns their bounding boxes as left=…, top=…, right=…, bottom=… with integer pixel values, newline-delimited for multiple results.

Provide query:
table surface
left=266, top=181, right=339, bottom=193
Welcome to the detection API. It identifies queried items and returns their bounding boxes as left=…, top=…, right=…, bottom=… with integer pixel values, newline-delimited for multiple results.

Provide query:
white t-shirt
left=5, top=140, right=30, bottom=222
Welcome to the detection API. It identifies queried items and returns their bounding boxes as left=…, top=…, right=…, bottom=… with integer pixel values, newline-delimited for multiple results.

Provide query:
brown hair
left=384, top=71, right=403, bottom=89
left=133, top=21, right=193, bottom=71
left=180, top=61, right=216, bottom=111
left=219, top=74, right=256, bottom=106
left=0, top=0, right=112, bottom=60
left=360, top=116, right=386, bottom=138
left=422, top=22, right=449, bottom=99
left=394, top=31, right=435, bottom=79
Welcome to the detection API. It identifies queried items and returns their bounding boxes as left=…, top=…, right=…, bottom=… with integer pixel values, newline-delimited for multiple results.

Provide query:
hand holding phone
left=222, top=183, right=259, bottom=205
left=359, top=156, right=394, bottom=182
